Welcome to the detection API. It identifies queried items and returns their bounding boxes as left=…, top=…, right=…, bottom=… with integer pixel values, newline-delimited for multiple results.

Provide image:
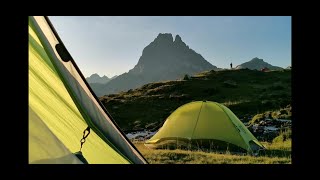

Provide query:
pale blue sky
left=49, top=16, right=291, bottom=78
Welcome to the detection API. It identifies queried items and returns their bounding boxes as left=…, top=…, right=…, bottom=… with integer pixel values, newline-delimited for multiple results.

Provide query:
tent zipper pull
left=79, top=126, right=90, bottom=151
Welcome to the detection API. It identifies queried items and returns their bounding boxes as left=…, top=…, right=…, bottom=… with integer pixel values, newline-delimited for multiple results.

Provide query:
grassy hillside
left=99, top=68, right=291, bottom=132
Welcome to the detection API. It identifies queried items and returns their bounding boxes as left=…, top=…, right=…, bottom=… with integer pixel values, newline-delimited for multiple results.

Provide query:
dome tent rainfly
left=145, top=101, right=265, bottom=153
left=29, top=16, right=147, bottom=164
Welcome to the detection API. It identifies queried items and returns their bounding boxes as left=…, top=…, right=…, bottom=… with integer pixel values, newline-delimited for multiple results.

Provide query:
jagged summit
left=154, top=33, right=173, bottom=42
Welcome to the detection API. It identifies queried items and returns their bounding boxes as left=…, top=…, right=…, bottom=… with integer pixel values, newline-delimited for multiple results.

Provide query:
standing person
left=230, top=62, right=233, bottom=69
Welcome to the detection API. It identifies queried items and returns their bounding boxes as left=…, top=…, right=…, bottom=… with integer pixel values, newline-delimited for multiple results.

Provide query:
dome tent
left=145, top=101, right=264, bottom=153
left=29, top=16, right=147, bottom=164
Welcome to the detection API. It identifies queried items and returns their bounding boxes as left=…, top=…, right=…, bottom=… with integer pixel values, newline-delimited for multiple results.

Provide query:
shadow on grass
left=167, top=153, right=189, bottom=160
left=258, top=149, right=291, bottom=158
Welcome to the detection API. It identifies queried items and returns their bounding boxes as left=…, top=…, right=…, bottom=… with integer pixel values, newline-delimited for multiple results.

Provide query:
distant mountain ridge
left=86, top=73, right=110, bottom=84
left=91, top=33, right=217, bottom=96
left=237, top=57, right=283, bottom=70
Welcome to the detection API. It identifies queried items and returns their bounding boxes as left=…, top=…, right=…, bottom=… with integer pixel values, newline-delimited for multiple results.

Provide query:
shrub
left=249, top=113, right=264, bottom=125
left=273, top=129, right=291, bottom=143
left=183, top=74, right=190, bottom=80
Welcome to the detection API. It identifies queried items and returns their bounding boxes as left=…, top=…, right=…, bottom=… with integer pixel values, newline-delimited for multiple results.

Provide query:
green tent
left=29, top=16, right=147, bottom=164
left=145, top=101, right=264, bottom=153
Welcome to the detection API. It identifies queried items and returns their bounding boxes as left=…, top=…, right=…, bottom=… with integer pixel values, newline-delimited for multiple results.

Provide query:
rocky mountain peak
left=154, top=33, right=173, bottom=43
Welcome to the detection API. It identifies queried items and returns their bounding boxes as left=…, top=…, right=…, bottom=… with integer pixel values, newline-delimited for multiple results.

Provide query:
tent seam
left=190, top=101, right=204, bottom=141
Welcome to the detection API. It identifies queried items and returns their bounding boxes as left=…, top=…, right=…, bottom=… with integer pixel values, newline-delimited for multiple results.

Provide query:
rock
left=248, top=118, right=292, bottom=142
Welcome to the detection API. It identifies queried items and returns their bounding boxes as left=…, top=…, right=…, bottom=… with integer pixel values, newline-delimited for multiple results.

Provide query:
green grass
left=258, top=136, right=291, bottom=158
left=134, top=139, right=291, bottom=164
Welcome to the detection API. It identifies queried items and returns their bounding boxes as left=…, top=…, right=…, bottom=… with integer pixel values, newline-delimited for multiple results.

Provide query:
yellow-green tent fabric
left=145, top=101, right=264, bottom=153
left=29, top=16, right=147, bottom=164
